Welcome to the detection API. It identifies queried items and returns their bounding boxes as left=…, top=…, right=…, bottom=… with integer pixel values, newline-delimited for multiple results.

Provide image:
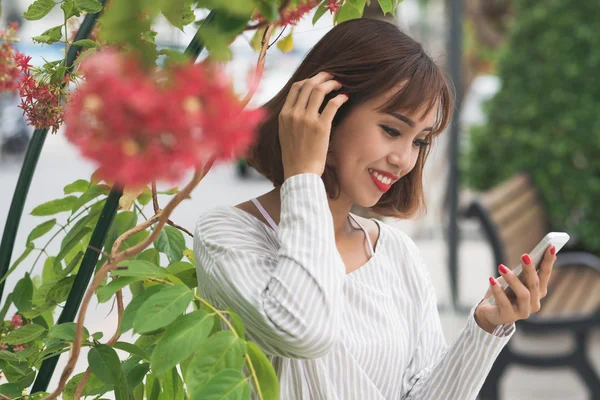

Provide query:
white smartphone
left=488, top=232, right=571, bottom=306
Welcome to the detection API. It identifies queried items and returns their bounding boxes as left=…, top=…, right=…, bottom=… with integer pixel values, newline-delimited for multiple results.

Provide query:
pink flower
left=12, top=343, right=27, bottom=353
left=0, top=343, right=8, bottom=351
left=279, top=0, right=320, bottom=26
left=64, top=50, right=265, bottom=187
left=13, top=51, right=68, bottom=134
left=9, top=314, right=23, bottom=329
left=0, top=24, right=21, bottom=92
left=325, top=0, right=341, bottom=14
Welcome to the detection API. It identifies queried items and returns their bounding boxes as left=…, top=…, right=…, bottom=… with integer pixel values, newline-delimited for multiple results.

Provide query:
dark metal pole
left=446, top=0, right=464, bottom=310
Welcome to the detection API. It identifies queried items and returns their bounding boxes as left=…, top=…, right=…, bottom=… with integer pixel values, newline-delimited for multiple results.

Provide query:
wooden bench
left=463, top=173, right=600, bottom=399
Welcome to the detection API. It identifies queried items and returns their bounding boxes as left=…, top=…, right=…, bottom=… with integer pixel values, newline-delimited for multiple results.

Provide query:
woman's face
left=328, top=88, right=438, bottom=208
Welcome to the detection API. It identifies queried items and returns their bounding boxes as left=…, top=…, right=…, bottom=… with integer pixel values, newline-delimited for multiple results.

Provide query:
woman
left=194, top=18, right=555, bottom=399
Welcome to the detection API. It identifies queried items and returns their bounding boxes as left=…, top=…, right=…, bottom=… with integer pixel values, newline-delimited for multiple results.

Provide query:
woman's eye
left=413, top=139, right=430, bottom=148
left=380, top=125, right=401, bottom=137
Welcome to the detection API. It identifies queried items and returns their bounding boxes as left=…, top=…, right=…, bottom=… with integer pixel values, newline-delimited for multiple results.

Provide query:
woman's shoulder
left=194, top=205, right=275, bottom=249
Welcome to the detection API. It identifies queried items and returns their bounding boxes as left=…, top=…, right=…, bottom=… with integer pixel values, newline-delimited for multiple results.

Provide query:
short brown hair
left=247, top=18, right=454, bottom=218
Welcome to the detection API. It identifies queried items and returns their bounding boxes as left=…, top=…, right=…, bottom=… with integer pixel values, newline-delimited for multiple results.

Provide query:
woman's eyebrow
left=387, top=112, right=433, bottom=132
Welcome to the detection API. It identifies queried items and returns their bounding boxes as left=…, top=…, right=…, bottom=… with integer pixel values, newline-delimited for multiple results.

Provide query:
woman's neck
left=260, top=186, right=355, bottom=237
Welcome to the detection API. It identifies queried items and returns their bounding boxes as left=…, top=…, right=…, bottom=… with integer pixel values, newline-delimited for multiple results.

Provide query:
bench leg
left=573, top=331, right=600, bottom=399
left=479, top=347, right=511, bottom=400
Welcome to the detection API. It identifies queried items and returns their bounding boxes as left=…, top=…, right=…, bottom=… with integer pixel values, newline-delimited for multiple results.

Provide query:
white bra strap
left=250, top=198, right=279, bottom=233
left=348, top=214, right=374, bottom=257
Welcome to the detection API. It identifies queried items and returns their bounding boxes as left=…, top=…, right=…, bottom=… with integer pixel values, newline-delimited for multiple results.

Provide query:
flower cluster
left=14, top=52, right=69, bottom=134
left=325, top=0, right=342, bottom=14
left=64, top=50, right=265, bottom=187
left=279, top=0, right=320, bottom=26
left=0, top=22, right=21, bottom=93
left=0, top=313, right=29, bottom=355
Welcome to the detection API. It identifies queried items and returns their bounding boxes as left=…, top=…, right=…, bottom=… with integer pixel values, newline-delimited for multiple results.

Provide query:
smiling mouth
left=368, top=169, right=393, bottom=192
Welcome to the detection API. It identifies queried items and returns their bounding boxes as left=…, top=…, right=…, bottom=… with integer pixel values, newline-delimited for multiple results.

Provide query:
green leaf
left=97, top=276, right=142, bottom=303
left=162, top=367, right=185, bottom=400
left=75, top=0, right=103, bottom=13
left=105, top=211, right=138, bottom=254
left=48, top=322, right=90, bottom=341
left=42, top=256, right=59, bottom=283
left=31, top=196, right=78, bottom=216
left=377, top=0, right=393, bottom=14
left=27, top=219, right=56, bottom=245
left=133, top=284, right=193, bottom=334
left=158, top=187, right=179, bottom=195
left=154, top=226, right=185, bottom=263
left=313, top=0, right=329, bottom=25
left=61, top=211, right=99, bottom=251
left=246, top=341, right=279, bottom=400
left=228, top=308, right=246, bottom=341
left=120, top=285, right=163, bottom=334
left=150, top=310, right=213, bottom=376
left=55, top=227, right=91, bottom=268
left=5, top=324, right=46, bottom=344
left=47, top=276, right=76, bottom=304
left=137, top=187, right=152, bottom=206
left=61, top=0, right=82, bottom=19
left=257, top=0, right=279, bottom=21
left=0, top=351, right=19, bottom=362
left=185, top=331, right=246, bottom=391
left=71, top=185, right=107, bottom=214
left=112, top=341, right=150, bottom=360
left=161, top=0, right=195, bottom=30
left=126, top=362, right=149, bottom=390
left=33, top=25, right=63, bottom=43
left=61, top=251, right=84, bottom=276
left=0, top=383, right=21, bottom=398
left=0, top=293, right=13, bottom=321
left=64, top=180, right=89, bottom=194
left=0, top=243, right=34, bottom=285
left=147, top=374, right=162, bottom=400
left=135, top=248, right=160, bottom=265
left=13, top=274, right=34, bottom=312
left=111, top=260, right=166, bottom=279
left=187, top=369, right=249, bottom=400
left=166, top=261, right=197, bottom=288
left=336, top=0, right=365, bottom=23
left=24, top=0, right=58, bottom=20
left=72, top=39, right=100, bottom=48
left=15, top=368, right=37, bottom=389
left=88, top=344, right=122, bottom=385
left=63, top=372, right=106, bottom=400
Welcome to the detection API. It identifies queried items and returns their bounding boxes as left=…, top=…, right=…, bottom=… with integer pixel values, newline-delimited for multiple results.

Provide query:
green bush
left=465, top=0, right=600, bottom=252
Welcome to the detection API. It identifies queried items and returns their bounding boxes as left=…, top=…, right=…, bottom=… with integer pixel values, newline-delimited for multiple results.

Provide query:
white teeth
left=369, top=169, right=392, bottom=185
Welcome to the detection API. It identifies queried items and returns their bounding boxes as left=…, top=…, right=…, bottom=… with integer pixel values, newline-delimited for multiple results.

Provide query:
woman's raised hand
left=279, top=71, right=349, bottom=180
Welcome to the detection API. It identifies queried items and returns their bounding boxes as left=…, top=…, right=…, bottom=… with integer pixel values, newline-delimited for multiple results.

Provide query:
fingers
left=537, top=245, right=556, bottom=298
left=306, top=80, right=343, bottom=116
left=320, top=94, right=349, bottom=125
left=519, top=253, right=541, bottom=312
left=489, top=276, right=512, bottom=310
left=293, top=72, right=335, bottom=113
left=497, top=264, right=530, bottom=318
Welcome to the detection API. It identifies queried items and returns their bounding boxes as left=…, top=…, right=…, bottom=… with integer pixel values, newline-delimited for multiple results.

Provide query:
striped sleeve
left=194, top=173, right=346, bottom=359
left=401, top=240, right=515, bottom=400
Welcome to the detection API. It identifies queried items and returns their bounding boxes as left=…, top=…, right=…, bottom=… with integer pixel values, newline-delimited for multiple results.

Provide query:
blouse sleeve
left=400, top=240, right=515, bottom=400
left=194, top=173, right=346, bottom=360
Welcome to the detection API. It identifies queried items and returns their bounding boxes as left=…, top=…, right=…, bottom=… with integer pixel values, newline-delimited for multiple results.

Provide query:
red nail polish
left=550, top=246, right=556, bottom=255
left=342, top=93, right=349, bottom=98
left=521, top=254, right=531, bottom=265
left=498, top=264, right=509, bottom=274
left=489, top=277, right=497, bottom=286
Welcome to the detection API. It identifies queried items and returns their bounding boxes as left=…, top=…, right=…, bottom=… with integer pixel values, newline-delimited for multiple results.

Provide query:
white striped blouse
left=193, top=173, right=515, bottom=399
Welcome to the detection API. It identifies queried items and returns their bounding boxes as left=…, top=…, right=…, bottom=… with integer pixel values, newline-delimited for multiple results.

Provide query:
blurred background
left=0, top=0, right=598, bottom=398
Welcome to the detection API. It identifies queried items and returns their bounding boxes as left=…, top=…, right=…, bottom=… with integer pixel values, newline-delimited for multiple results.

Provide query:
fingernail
left=550, top=246, right=556, bottom=255
left=342, top=93, right=349, bottom=98
left=489, top=277, right=497, bottom=286
left=498, top=264, right=509, bottom=274
left=521, top=254, right=531, bottom=265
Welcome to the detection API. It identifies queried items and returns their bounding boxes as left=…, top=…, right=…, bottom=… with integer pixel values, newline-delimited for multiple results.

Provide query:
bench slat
left=480, top=174, right=531, bottom=211
left=539, top=268, right=581, bottom=315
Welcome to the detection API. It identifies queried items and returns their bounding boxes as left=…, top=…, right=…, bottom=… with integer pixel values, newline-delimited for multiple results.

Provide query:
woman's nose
left=387, top=149, right=413, bottom=170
